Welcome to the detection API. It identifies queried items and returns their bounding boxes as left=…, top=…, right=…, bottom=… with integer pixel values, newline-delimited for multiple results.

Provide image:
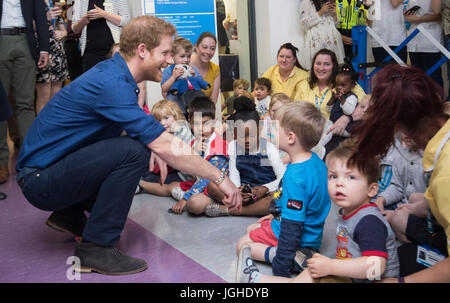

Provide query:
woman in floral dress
left=299, top=0, right=345, bottom=70
left=36, top=0, right=70, bottom=114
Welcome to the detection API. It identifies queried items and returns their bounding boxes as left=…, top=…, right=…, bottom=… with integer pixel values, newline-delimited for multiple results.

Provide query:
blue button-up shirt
left=16, top=53, right=165, bottom=171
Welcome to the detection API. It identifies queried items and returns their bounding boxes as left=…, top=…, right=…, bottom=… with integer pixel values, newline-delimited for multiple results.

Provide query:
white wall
left=254, top=0, right=303, bottom=76
left=223, top=0, right=237, bottom=19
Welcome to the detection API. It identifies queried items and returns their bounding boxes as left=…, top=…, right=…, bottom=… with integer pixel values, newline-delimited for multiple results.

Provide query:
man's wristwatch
left=213, top=170, right=226, bottom=185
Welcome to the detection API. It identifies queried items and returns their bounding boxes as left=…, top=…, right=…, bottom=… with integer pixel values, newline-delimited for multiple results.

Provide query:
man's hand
left=217, top=177, right=242, bottom=212
left=307, top=253, right=332, bottom=278
left=150, top=153, right=168, bottom=186
left=37, top=52, right=49, bottom=69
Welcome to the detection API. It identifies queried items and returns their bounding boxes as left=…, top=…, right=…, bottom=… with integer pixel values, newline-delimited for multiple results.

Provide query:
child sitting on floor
left=135, top=100, right=194, bottom=196
left=235, top=101, right=331, bottom=278
left=261, top=93, right=292, bottom=164
left=222, top=79, right=250, bottom=116
left=252, top=77, right=272, bottom=117
left=374, top=132, right=427, bottom=213
left=204, top=96, right=286, bottom=217
left=236, top=139, right=400, bottom=283
left=170, top=96, right=230, bottom=215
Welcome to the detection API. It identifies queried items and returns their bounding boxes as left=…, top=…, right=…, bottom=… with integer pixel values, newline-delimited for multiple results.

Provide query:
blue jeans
left=18, top=136, right=150, bottom=246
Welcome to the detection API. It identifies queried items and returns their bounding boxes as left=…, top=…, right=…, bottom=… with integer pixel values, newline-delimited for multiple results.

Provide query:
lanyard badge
left=315, top=88, right=330, bottom=110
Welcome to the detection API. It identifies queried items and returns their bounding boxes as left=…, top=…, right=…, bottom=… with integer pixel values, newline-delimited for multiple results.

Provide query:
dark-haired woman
left=191, top=32, right=221, bottom=104
left=296, top=49, right=365, bottom=121
left=262, top=43, right=309, bottom=100
left=72, top=0, right=130, bottom=72
left=204, top=96, right=286, bottom=217
left=352, top=64, right=450, bottom=283
left=299, top=0, right=345, bottom=70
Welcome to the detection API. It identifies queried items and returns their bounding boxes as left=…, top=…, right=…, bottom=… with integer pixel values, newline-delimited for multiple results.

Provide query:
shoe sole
left=46, top=219, right=81, bottom=237
left=235, top=245, right=249, bottom=283
left=74, top=264, right=148, bottom=276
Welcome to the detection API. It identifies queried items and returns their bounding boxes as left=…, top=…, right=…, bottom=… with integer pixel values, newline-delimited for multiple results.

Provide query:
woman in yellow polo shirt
left=353, top=64, right=450, bottom=283
left=191, top=32, right=221, bottom=104
left=295, top=48, right=365, bottom=135
left=262, top=43, right=309, bottom=100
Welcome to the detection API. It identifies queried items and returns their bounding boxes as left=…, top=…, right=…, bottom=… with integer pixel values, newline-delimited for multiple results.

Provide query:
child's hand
left=257, top=214, right=274, bottom=223
left=193, top=138, right=207, bottom=154
left=172, top=199, right=187, bottom=214
left=189, top=67, right=196, bottom=76
left=307, top=253, right=332, bottom=278
left=172, top=67, right=185, bottom=79
left=252, top=186, right=269, bottom=199
left=240, top=192, right=252, bottom=204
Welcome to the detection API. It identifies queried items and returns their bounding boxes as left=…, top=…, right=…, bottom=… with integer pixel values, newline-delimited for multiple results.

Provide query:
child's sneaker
left=293, top=247, right=317, bottom=274
left=204, top=203, right=229, bottom=217
left=171, top=186, right=185, bottom=201
left=135, top=184, right=144, bottom=195
left=235, top=245, right=260, bottom=283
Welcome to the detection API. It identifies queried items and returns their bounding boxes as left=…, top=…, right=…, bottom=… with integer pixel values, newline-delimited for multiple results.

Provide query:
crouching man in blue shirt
left=15, top=15, right=242, bottom=276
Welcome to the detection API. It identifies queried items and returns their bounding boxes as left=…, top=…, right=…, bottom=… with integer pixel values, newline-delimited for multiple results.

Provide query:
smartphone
left=403, top=5, right=420, bottom=16
left=242, top=184, right=252, bottom=193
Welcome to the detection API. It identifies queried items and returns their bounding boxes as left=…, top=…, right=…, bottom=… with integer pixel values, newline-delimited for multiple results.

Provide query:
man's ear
left=368, top=182, right=379, bottom=199
left=136, top=43, right=147, bottom=59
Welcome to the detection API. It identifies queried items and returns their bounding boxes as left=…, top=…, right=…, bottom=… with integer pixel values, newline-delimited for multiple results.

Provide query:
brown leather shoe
left=0, top=166, right=9, bottom=184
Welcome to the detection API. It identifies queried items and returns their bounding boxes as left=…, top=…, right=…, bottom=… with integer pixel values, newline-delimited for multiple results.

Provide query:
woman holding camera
left=299, top=0, right=345, bottom=70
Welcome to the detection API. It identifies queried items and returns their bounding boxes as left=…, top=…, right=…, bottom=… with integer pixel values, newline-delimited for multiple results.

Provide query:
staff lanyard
left=315, top=88, right=330, bottom=110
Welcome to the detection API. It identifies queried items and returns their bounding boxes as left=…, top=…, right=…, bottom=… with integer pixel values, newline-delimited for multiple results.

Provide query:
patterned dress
left=36, top=5, right=70, bottom=83
left=298, top=0, right=345, bottom=70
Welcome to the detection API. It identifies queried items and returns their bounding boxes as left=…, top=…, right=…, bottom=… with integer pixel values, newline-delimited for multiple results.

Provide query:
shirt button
left=410, top=162, right=414, bottom=165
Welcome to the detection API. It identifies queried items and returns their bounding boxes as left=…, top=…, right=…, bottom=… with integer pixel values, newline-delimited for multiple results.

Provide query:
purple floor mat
left=0, top=169, right=225, bottom=283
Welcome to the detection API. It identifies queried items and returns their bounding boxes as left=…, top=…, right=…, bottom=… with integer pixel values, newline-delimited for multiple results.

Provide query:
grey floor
left=129, top=193, right=339, bottom=282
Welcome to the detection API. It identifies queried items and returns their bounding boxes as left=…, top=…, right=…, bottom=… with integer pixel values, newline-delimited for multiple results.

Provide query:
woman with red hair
left=352, top=64, right=450, bottom=282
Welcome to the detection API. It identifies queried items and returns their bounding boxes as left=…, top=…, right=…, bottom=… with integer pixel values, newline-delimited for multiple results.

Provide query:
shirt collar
left=313, top=84, right=333, bottom=98
left=276, top=65, right=297, bottom=81
left=111, top=52, right=140, bottom=95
